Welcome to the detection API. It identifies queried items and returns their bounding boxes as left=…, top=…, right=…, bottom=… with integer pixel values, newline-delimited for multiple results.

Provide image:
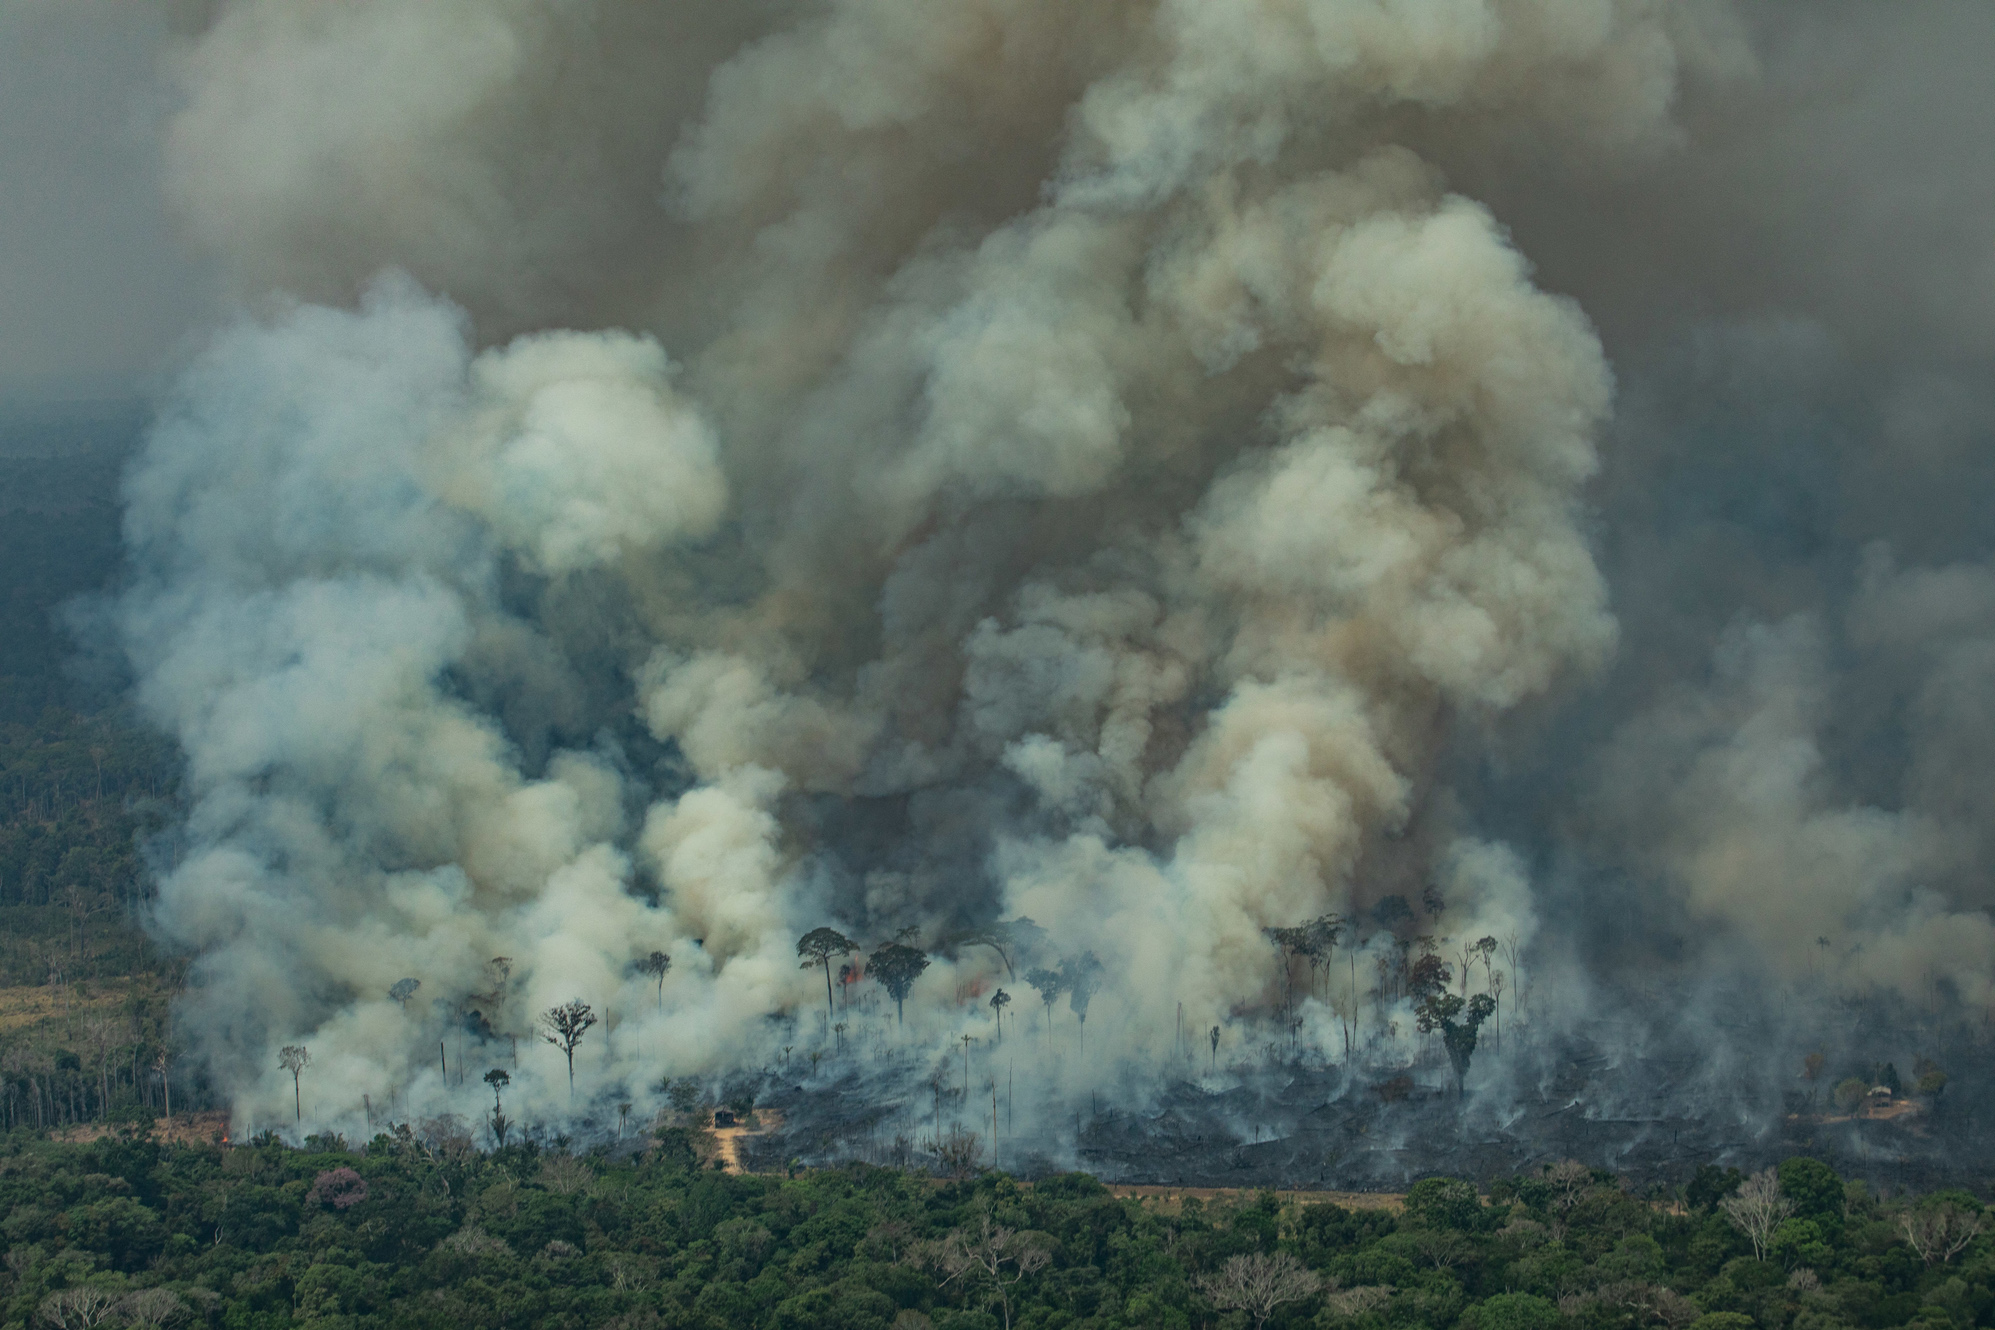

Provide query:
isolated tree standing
left=277, top=1045, right=310, bottom=1123
left=389, top=978, right=420, bottom=1010
left=1196, top=1251, right=1323, bottom=1330
left=869, top=939, right=931, bottom=1027
left=538, top=1000, right=598, bottom=1098
left=990, top=987, right=1011, bottom=1040
left=1720, top=1168, right=1793, bottom=1262
left=1024, top=967, right=1066, bottom=1047
left=797, top=927, right=859, bottom=1023
left=484, top=1068, right=511, bottom=1145
left=637, top=951, right=671, bottom=1010
left=1062, top=952, right=1104, bottom=1052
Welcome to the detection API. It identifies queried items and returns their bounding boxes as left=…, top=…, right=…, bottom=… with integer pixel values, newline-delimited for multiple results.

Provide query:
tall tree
left=277, top=1045, right=310, bottom=1123
left=538, top=999, right=598, bottom=1098
left=1062, top=952, right=1103, bottom=1052
left=868, top=938, right=931, bottom=1027
left=1024, top=967, right=1066, bottom=1048
left=483, top=1068, right=511, bottom=1146
left=989, top=987, right=1011, bottom=1041
left=636, top=951, right=672, bottom=1010
left=388, top=978, right=420, bottom=1010
left=797, top=927, right=858, bottom=1023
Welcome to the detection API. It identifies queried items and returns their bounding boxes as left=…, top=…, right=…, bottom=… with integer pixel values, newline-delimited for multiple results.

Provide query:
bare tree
left=1901, top=1203, right=1984, bottom=1265
left=1323, top=1285, right=1394, bottom=1319
left=1197, top=1251, right=1324, bottom=1330
left=918, top=1204, right=1052, bottom=1330
left=116, top=1288, right=188, bottom=1328
left=538, top=1000, right=598, bottom=1098
left=636, top=951, right=671, bottom=1011
left=40, top=1287, right=123, bottom=1329
left=277, top=1045, right=310, bottom=1123
left=797, top=928, right=859, bottom=1023
left=1720, top=1168, right=1792, bottom=1262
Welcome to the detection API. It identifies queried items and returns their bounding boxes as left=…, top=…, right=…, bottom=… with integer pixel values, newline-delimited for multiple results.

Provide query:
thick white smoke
left=129, top=0, right=1989, bottom=1135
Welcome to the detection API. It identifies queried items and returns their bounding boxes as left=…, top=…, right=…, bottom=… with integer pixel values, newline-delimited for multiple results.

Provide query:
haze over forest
left=3, top=1, right=1995, bottom=1181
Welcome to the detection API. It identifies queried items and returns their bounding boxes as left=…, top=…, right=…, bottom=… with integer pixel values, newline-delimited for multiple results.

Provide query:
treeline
left=0, top=1127, right=1987, bottom=1330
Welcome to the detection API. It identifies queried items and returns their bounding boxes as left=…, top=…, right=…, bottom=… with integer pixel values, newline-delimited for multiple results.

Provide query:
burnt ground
left=723, top=1013, right=1995, bottom=1197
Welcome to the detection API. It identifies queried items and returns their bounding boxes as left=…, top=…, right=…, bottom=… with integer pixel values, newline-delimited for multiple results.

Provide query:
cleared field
left=0, top=979, right=144, bottom=1034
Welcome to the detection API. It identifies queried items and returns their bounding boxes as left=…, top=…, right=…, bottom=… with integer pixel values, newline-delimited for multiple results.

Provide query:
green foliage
left=1779, top=1157, right=1846, bottom=1223
left=0, top=1117, right=1983, bottom=1330
left=1461, top=1291, right=1560, bottom=1330
left=1404, top=1177, right=1483, bottom=1232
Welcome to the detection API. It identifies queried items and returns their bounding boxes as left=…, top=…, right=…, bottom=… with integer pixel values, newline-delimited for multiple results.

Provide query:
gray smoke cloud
left=112, top=0, right=1995, bottom=1134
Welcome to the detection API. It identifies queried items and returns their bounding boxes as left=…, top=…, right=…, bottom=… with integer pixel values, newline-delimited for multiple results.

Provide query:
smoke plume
left=114, top=0, right=1995, bottom=1139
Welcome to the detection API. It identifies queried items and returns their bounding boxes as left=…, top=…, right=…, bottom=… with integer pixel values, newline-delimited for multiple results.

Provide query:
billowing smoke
left=113, top=0, right=1995, bottom=1140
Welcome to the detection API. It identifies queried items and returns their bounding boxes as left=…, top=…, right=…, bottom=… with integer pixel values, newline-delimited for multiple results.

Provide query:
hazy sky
left=0, top=0, right=213, bottom=404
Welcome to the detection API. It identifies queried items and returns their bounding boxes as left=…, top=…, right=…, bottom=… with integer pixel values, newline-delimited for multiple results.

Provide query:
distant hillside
left=0, top=400, right=194, bottom=1128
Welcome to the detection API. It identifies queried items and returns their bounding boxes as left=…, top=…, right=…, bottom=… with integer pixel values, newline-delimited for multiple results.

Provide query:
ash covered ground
left=719, top=1005, right=1995, bottom=1196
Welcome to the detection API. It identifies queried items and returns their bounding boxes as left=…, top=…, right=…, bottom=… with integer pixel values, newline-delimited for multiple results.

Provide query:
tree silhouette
left=953, top=918, right=1045, bottom=983
left=277, top=1045, right=310, bottom=1122
left=797, top=927, right=858, bottom=1023
left=1024, top=967, right=1066, bottom=1048
left=868, top=939, right=931, bottom=1027
left=1062, top=952, right=1103, bottom=1052
left=989, top=987, right=1011, bottom=1041
left=1414, top=983, right=1495, bottom=1097
left=1372, top=894, right=1414, bottom=933
left=538, top=1000, right=598, bottom=1098
left=388, top=977, right=420, bottom=1010
left=484, top=1068, right=511, bottom=1146
left=1209, top=1024, right=1221, bottom=1070
left=636, top=951, right=671, bottom=1010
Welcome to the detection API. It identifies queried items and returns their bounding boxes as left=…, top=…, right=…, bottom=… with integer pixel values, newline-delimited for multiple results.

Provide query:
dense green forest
left=0, top=1127, right=1987, bottom=1330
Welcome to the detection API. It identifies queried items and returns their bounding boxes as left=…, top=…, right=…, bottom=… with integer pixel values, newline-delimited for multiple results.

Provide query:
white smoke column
left=125, top=0, right=1747, bottom=1127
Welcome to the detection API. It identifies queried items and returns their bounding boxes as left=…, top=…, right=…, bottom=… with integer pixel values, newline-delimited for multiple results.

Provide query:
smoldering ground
left=80, top=0, right=1995, bottom=1175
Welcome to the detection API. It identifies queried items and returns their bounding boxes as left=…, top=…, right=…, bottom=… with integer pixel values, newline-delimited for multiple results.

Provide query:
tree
left=1062, top=952, right=1103, bottom=1052
left=1414, top=983, right=1494, bottom=1096
left=1210, top=1024, right=1221, bottom=1070
left=989, top=987, right=1011, bottom=1040
left=1901, top=1200, right=1984, bottom=1264
left=115, top=1289, right=187, bottom=1328
left=1719, top=1168, right=1792, bottom=1261
left=39, top=1287, right=122, bottom=1329
left=539, top=999, right=598, bottom=1097
left=1024, top=967, right=1067, bottom=1047
left=278, top=1044, right=310, bottom=1122
left=869, top=939, right=931, bottom=1027
left=922, top=1204, right=1053, bottom=1330
left=636, top=951, right=671, bottom=1010
left=484, top=1068, right=511, bottom=1146
left=952, top=918, right=1045, bottom=983
left=1197, top=1251, right=1323, bottom=1330
left=389, top=977, right=420, bottom=1010
left=1372, top=894, right=1415, bottom=933
left=797, top=927, right=858, bottom=1023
